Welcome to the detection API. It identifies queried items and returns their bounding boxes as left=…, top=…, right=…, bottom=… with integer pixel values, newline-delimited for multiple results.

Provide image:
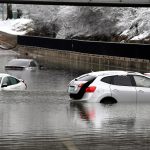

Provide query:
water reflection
left=68, top=102, right=150, bottom=150
left=69, top=102, right=137, bottom=130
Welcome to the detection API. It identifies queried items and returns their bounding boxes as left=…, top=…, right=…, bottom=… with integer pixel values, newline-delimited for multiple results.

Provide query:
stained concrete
left=17, top=45, right=150, bottom=73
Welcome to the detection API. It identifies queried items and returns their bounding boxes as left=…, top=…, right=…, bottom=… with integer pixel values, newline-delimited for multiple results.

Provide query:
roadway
left=0, top=48, right=150, bottom=149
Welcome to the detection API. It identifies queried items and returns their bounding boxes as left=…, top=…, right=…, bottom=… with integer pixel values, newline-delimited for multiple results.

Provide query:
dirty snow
left=0, top=18, right=32, bottom=35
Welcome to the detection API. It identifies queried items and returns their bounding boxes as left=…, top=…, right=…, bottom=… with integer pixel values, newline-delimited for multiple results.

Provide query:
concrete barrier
left=17, top=45, right=150, bottom=73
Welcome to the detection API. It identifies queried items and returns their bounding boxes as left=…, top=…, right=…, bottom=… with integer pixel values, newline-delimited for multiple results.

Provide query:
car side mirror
left=1, top=83, right=8, bottom=88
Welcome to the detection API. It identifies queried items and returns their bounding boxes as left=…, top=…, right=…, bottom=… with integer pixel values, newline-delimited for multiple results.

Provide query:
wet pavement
left=0, top=49, right=150, bottom=150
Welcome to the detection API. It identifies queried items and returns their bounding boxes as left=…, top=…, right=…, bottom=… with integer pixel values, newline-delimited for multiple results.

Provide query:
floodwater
left=0, top=49, right=150, bottom=150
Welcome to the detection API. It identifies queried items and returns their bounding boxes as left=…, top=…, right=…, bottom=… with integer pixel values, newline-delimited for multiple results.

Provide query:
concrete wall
left=17, top=45, right=150, bottom=73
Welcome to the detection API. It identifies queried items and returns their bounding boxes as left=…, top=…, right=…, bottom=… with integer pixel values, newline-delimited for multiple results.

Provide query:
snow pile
left=56, top=7, right=120, bottom=39
left=56, top=7, right=150, bottom=42
left=0, top=18, right=33, bottom=35
left=118, top=8, right=150, bottom=41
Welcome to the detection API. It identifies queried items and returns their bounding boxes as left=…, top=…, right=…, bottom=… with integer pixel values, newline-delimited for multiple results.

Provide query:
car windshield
left=77, top=75, right=96, bottom=81
left=6, top=59, right=31, bottom=67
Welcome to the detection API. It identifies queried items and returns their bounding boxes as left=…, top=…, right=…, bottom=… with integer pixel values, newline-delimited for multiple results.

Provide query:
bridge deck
left=1, top=0, right=150, bottom=7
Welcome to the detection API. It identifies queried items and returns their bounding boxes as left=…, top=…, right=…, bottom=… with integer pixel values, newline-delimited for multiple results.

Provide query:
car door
left=1, top=76, right=21, bottom=90
left=133, top=75, right=150, bottom=102
left=110, top=75, right=136, bottom=102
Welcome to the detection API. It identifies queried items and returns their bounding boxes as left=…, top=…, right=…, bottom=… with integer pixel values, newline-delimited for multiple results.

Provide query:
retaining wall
left=18, top=35, right=150, bottom=60
left=17, top=45, right=150, bottom=73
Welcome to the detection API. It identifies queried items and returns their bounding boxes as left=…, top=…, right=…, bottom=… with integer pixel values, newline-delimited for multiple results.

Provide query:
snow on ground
left=56, top=7, right=150, bottom=41
left=118, top=8, right=150, bottom=41
left=0, top=7, right=150, bottom=42
left=0, top=18, right=32, bottom=35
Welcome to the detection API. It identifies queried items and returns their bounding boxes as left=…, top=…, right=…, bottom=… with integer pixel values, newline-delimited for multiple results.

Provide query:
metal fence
left=17, top=35, right=150, bottom=60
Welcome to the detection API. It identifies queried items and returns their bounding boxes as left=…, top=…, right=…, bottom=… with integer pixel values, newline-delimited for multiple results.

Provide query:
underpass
left=0, top=48, right=150, bottom=150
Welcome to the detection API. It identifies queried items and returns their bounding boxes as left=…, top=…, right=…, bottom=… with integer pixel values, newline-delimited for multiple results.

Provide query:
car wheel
left=100, top=97, right=117, bottom=104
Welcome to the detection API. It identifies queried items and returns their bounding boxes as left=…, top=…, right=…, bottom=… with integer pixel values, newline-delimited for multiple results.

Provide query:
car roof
left=8, top=58, right=34, bottom=62
left=0, top=73, right=10, bottom=77
left=6, top=58, right=35, bottom=67
left=88, top=70, right=143, bottom=77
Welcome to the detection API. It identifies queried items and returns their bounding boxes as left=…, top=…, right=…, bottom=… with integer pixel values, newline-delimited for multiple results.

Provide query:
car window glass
left=133, top=75, right=150, bottom=87
left=2, top=77, right=11, bottom=86
left=113, top=75, right=132, bottom=86
left=30, top=61, right=37, bottom=67
left=101, top=76, right=112, bottom=84
left=77, top=75, right=96, bottom=81
left=8, top=76, right=20, bottom=85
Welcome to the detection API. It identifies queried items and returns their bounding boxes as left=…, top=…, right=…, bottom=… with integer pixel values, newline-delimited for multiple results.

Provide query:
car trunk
left=70, top=77, right=96, bottom=100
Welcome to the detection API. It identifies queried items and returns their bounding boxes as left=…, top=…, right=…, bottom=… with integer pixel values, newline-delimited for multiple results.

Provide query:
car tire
left=100, top=97, right=117, bottom=104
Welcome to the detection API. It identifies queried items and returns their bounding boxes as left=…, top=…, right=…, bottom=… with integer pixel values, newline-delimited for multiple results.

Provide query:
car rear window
left=101, top=76, right=112, bottom=84
left=30, top=61, right=37, bottom=67
left=77, top=75, right=96, bottom=81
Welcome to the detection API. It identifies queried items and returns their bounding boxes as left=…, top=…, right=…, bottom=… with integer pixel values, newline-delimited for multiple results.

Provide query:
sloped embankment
left=0, top=31, right=17, bottom=49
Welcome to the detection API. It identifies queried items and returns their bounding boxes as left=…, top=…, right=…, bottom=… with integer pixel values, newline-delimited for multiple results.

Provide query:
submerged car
left=5, top=58, right=38, bottom=70
left=68, top=70, right=150, bottom=103
left=0, top=73, right=27, bottom=91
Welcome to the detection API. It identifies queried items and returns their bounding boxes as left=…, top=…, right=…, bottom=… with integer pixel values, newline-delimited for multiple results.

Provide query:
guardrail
left=17, top=35, right=150, bottom=60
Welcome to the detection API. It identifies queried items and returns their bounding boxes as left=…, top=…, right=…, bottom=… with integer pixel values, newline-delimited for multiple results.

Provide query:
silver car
left=5, top=58, right=39, bottom=71
left=68, top=70, right=150, bottom=103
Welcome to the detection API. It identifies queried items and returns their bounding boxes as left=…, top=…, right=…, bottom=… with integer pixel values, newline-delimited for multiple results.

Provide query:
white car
left=68, top=70, right=150, bottom=103
left=0, top=73, right=27, bottom=91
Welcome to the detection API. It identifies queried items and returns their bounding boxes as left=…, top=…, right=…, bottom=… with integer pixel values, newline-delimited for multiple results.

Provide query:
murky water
left=0, top=49, right=150, bottom=150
